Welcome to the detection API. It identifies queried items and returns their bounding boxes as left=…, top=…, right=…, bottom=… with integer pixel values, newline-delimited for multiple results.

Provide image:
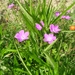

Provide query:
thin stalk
left=61, top=31, right=75, bottom=32
left=30, top=0, right=32, bottom=14
left=14, top=43, right=32, bottom=75
left=43, top=39, right=58, bottom=52
left=44, top=52, right=55, bottom=69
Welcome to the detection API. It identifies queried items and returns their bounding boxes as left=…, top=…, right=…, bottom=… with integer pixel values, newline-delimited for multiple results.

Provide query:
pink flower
left=61, top=15, right=70, bottom=20
left=55, top=12, right=60, bottom=17
left=65, top=15, right=70, bottom=20
left=67, top=10, right=71, bottom=13
left=8, top=3, right=14, bottom=8
left=14, top=30, right=29, bottom=42
left=43, top=33, right=56, bottom=44
left=35, top=23, right=42, bottom=30
left=35, top=20, right=44, bottom=30
left=40, top=20, right=44, bottom=27
left=50, top=24, right=60, bottom=33
left=61, top=16, right=66, bottom=19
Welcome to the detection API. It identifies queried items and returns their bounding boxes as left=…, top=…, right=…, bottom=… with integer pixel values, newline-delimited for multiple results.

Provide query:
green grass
left=0, top=0, right=75, bottom=75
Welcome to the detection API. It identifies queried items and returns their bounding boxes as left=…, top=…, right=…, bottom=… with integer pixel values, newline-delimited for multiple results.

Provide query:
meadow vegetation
left=0, top=0, right=75, bottom=75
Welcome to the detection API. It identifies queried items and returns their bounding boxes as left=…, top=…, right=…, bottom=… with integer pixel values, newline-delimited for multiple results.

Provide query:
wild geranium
left=35, top=23, right=42, bottom=30
left=61, top=15, right=70, bottom=20
left=14, top=30, right=29, bottom=42
left=67, top=10, right=71, bottom=13
left=43, top=33, right=56, bottom=44
left=8, top=3, right=14, bottom=8
left=55, top=11, right=71, bottom=20
left=50, top=24, right=60, bottom=33
left=40, top=20, right=44, bottom=26
left=65, top=15, right=70, bottom=20
left=35, top=20, right=44, bottom=30
left=55, top=12, right=60, bottom=17
left=61, top=16, right=66, bottom=19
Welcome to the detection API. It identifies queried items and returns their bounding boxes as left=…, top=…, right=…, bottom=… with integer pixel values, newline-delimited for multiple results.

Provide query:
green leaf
left=44, top=52, right=55, bottom=69
left=14, top=68, right=27, bottom=73
left=43, top=39, right=57, bottom=52
left=0, top=41, right=3, bottom=45
left=27, top=51, right=44, bottom=65
left=0, top=25, right=2, bottom=40
left=0, top=25, right=2, bottom=35
left=1, top=48, right=16, bottom=58
left=14, top=55, right=19, bottom=67
left=15, top=0, right=33, bottom=24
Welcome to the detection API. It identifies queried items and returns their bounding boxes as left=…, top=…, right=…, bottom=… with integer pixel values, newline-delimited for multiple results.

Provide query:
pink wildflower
left=14, top=30, right=29, bottom=42
left=65, top=15, right=70, bottom=20
left=35, top=23, right=42, bottom=30
left=40, top=20, right=44, bottom=27
left=55, top=12, right=60, bottom=17
left=8, top=3, right=14, bottom=8
left=43, top=33, right=56, bottom=44
left=67, top=10, right=71, bottom=13
left=35, top=20, right=44, bottom=30
left=61, top=15, right=70, bottom=20
left=50, top=24, right=60, bottom=33
left=61, top=16, right=66, bottom=19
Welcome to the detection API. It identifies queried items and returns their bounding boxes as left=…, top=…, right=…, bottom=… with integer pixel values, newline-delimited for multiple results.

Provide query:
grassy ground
left=0, top=0, right=75, bottom=75
left=0, top=0, right=73, bottom=22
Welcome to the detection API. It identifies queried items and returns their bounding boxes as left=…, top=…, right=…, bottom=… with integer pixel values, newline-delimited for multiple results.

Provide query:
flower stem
left=30, top=0, right=32, bottom=14
left=14, top=43, right=32, bottom=75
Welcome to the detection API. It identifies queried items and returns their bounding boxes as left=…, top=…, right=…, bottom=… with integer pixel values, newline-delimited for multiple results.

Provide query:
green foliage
left=0, top=0, right=75, bottom=75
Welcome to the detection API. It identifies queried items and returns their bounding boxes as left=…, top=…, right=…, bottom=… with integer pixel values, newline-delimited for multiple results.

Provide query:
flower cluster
left=9, top=3, right=66, bottom=44
left=15, top=30, right=29, bottom=42
left=55, top=10, right=71, bottom=20
left=14, top=22, right=60, bottom=44
left=43, top=24, right=60, bottom=44
left=61, top=15, right=70, bottom=20
left=35, top=21, right=60, bottom=44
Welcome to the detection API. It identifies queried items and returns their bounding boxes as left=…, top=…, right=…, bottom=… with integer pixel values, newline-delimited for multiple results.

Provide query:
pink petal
left=53, top=36, right=56, bottom=40
left=19, top=30, right=24, bottom=34
left=55, top=12, right=60, bottom=17
left=50, top=24, right=60, bottom=33
left=14, top=33, right=19, bottom=38
left=48, top=40, right=54, bottom=44
left=35, top=23, right=42, bottom=30
left=61, top=16, right=66, bottom=19
left=65, top=16, right=70, bottom=20
left=67, top=10, right=70, bottom=13
left=24, top=32, right=29, bottom=37
left=24, top=32, right=29, bottom=40
left=50, top=24, right=55, bottom=32
left=14, top=30, right=29, bottom=42
left=43, top=33, right=56, bottom=44
left=44, top=34, right=48, bottom=38
left=8, top=3, right=14, bottom=8
left=40, top=21, right=44, bottom=26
